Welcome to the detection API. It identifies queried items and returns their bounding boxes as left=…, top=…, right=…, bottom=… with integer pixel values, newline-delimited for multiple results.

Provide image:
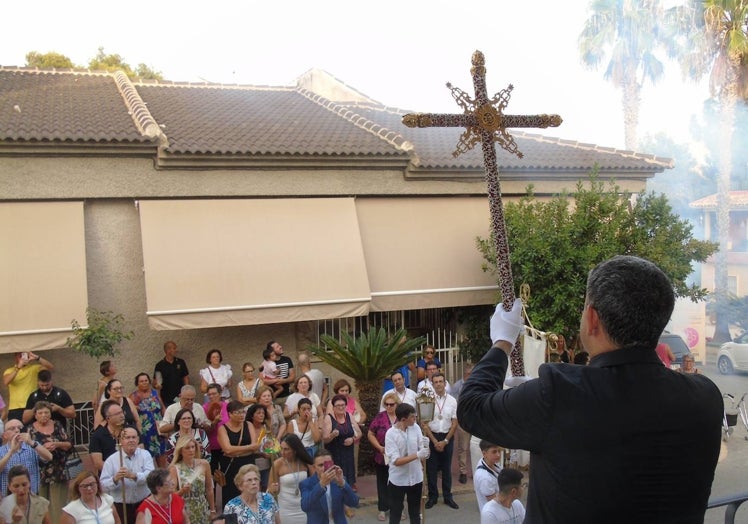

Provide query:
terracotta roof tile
left=690, top=191, right=748, bottom=209
left=0, top=68, right=150, bottom=144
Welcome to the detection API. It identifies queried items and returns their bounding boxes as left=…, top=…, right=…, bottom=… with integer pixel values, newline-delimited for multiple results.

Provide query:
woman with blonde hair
left=168, top=435, right=216, bottom=523
left=61, top=471, right=121, bottom=524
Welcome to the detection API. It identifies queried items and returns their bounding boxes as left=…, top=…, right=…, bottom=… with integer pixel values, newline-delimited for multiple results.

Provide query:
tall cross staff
left=403, top=50, right=561, bottom=376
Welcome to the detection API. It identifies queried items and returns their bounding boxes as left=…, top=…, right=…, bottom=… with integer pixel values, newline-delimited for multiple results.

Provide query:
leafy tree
left=476, top=175, right=717, bottom=350
left=25, top=51, right=75, bottom=69
left=88, top=47, right=163, bottom=80
left=663, top=0, right=748, bottom=342
left=67, top=308, right=133, bottom=360
left=579, top=0, right=666, bottom=150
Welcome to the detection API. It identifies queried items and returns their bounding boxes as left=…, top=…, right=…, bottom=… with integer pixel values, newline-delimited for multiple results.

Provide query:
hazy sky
left=1, top=0, right=709, bottom=151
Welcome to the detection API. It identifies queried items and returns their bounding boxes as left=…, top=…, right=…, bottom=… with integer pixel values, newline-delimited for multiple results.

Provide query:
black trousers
left=375, top=463, right=390, bottom=512
left=426, top=432, right=454, bottom=501
left=388, top=481, right=422, bottom=524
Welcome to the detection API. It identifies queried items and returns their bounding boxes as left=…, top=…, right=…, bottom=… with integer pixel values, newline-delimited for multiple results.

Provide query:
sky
left=1, top=0, right=710, bottom=152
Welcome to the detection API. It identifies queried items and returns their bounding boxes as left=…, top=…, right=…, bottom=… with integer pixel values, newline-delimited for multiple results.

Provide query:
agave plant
left=309, top=327, right=425, bottom=422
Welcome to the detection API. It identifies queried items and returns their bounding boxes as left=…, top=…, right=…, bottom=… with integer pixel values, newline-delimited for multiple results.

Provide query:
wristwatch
left=31, top=441, right=38, bottom=448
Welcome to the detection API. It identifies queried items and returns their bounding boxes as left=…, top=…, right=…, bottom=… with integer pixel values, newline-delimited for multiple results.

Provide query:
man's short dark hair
left=586, top=256, right=674, bottom=349
left=395, top=403, right=415, bottom=421
left=37, top=369, right=52, bottom=383
left=100, top=399, right=119, bottom=420
left=498, top=467, right=524, bottom=493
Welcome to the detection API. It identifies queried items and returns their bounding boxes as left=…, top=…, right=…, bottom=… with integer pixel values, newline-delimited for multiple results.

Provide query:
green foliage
left=66, top=308, right=133, bottom=360
left=309, top=328, right=425, bottom=382
left=25, top=51, right=75, bottom=69
left=456, top=305, right=493, bottom=362
left=476, top=175, right=718, bottom=343
left=88, top=47, right=163, bottom=80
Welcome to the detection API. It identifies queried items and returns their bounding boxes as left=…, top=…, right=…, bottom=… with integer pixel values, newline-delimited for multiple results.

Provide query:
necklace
left=435, top=394, right=446, bottom=420
left=147, top=495, right=172, bottom=524
left=81, top=497, right=101, bottom=524
left=284, top=458, right=301, bottom=496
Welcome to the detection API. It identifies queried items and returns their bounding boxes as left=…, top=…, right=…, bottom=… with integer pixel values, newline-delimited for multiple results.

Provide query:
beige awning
left=355, top=197, right=499, bottom=311
left=138, top=198, right=371, bottom=329
left=0, top=202, right=88, bottom=353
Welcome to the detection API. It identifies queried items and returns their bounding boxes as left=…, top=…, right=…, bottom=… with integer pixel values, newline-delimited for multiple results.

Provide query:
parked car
left=718, top=332, right=748, bottom=374
left=658, top=333, right=691, bottom=366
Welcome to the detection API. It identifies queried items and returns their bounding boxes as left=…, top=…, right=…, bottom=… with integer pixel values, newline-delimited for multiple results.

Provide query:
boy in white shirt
left=480, top=468, right=526, bottom=524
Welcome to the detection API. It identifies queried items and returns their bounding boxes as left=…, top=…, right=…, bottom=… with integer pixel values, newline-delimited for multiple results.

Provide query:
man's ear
left=583, top=304, right=601, bottom=336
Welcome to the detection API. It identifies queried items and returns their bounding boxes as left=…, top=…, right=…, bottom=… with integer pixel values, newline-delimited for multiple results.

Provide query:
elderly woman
left=325, top=379, right=366, bottom=425
left=25, top=400, right=73, bottom=523
left=169, top=436, right=216, bottom=523
left=0, top=465, right=50, bottom=524
left=130, top=372, right=166, bottom=467
left=678, top=354, right=701, bottom=374
left=323, top=394, right=362, bottom=491
left=61, top=471, right=121, bottom=524
left=135, top=469, right=189, bottom=524
left=223, top=464, right=279, bottom=524
left=368, top=392, right=400, bottom=521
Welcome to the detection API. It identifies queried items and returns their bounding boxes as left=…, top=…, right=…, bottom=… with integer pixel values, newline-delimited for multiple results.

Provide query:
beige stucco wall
left=0, top=153, right=652, bottom=403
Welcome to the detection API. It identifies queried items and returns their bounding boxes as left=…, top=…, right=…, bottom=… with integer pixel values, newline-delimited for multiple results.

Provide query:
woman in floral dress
left=130, top=372, right=167, bottom=467
left=169, top=435, right=216, bottom=523
left=26, top=401, right=73, bottom=524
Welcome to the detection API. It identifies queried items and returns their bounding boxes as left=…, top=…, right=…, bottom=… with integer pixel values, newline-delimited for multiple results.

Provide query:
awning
left=0, top=202, right=88, bottom=353
left=355, top=197, right=499, bottom=311
left=138, top=198, right=371, bottom=329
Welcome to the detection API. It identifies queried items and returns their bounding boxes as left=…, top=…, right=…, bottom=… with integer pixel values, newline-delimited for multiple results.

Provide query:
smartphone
left=323, top=460, right=334, bottom=471
left=21, top=352, right=29, bottom=361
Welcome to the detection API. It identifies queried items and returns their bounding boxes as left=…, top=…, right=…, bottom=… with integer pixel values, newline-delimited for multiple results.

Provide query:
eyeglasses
left=333, top=404, right=346, bottom=408
left=79, top=482, right=98, bottom=490
left=244, top=368, right=255, bottom=373
left=425, top=352, right=434, bottom=355
left=384, top=403, right=396, bottom=407
left=231, top=410, right=245, bottom=415
left=106, top=411, right=124, bottom=418
left=182, top=398, right=195, bottom=403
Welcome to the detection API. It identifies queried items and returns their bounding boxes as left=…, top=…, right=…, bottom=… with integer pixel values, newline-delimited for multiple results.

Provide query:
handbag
left=214, top=421, right=244, bottom=487
left=64, top=447, right=84, bottom=481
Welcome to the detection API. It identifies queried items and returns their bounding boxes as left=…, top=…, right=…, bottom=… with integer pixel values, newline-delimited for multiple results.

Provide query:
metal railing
left=69, top=401, right=95, bottom=450
left=707, top=492, right=748, bottom=524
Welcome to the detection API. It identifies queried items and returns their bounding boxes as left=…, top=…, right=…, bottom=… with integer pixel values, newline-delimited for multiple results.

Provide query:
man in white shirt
left=474, top=439, right=504, bottom=510
left=422, top=373, right=459, bottom=509
left=385, top=403, right=429, bottom=524
left=380, top=371, right=416, bottom=411
left=158, top=385, right=210, bottom=435
left=100, top=426, right=154, bottom=524
left=480, top=468, right=526, bottom=524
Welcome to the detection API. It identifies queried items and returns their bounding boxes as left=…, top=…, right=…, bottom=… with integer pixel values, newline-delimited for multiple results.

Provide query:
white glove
left=490, top=299, right=524, bottom=345
left=416, top=448, right=430, bottom=460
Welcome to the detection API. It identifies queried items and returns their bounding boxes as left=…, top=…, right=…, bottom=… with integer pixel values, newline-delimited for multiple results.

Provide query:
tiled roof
left=0, top=68, right=151, bottom=144
left=344, top=104, right=672, bottom=172
left=690, top=191, right=748, bottom=210
left=0, top=67, right=672, bottom=174
left=135, top=83, right=406, bottom=156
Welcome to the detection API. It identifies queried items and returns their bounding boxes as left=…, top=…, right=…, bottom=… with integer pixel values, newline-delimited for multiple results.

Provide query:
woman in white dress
left=199, top=349, right=233, bottom=402
left=268, top=434, right=313, bottom=524
left=61, top=471, right=121, bottom=524
left=290, top=398, right=321, bottom=458
left=283, top=375, right=323, bottom=420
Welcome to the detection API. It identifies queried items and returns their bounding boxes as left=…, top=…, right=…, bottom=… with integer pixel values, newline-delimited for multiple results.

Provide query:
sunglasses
left=384, top=403, right=396, bottom=407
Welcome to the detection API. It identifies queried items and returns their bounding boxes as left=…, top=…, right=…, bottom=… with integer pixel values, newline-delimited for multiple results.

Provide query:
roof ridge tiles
left=112, top=71, right=167, bottom=145
left=296, top=87, right=413, bottom=153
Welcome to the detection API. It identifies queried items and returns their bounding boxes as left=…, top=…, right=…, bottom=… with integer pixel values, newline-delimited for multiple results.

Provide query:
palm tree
left=309, top=328, right=425, bottom=474
left=309, top=328, right=425, bottom=420
left=579, top=0, right=666, bottom=150
left=664, top=0, right=748, bottom=342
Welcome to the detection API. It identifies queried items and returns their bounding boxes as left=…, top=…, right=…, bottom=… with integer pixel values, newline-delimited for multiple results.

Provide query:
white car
left=718, top=332, right=748, bottom=374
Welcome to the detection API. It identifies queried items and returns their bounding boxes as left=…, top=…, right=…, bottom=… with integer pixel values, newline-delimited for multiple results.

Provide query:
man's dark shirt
left=275, top=355, right=294, bottom=398
left=154, top=357, right=189, bottom=405
left=25, top=386, right=73, bottom=425
left=458, top=346, right=723, bottom=523
left=89, top=424, right=118, bottom=463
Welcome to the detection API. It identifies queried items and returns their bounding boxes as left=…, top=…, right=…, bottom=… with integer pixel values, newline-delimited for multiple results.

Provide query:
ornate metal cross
left=403, top=50, right=561, bottom=375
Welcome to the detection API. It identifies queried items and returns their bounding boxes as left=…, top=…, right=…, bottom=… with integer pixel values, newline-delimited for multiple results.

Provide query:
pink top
left=203, top=400, right=229, bottom=450
left=655, top=343, right=672, bottom=367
